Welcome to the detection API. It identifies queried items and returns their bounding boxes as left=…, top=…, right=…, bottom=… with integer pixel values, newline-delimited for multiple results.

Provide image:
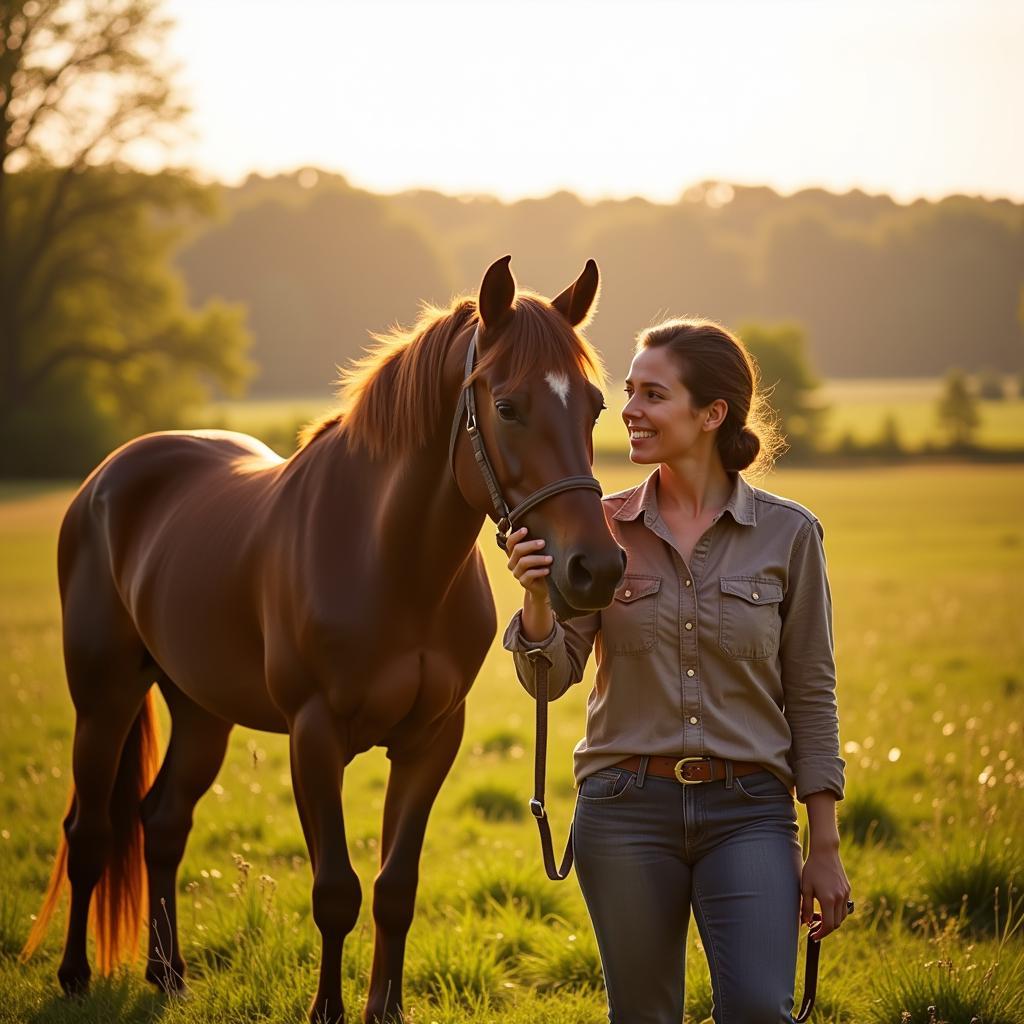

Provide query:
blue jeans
left=572, top=759, right=802, bottom=1024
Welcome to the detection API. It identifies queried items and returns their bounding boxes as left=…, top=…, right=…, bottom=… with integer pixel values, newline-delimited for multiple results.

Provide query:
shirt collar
left=612, top=469, right=757, bottom=527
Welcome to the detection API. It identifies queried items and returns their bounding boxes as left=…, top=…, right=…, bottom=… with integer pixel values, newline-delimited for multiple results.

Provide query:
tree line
left=2, top=0, right=1021, bottom=476
left=178, top=173, right=1024, bottom=395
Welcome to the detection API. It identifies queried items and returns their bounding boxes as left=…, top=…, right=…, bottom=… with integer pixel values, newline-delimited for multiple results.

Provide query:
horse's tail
left=21, top=689, right=162, bottom=970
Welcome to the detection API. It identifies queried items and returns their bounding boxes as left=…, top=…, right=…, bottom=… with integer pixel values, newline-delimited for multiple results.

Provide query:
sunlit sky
left=162, top=0, right=1024, bottom=204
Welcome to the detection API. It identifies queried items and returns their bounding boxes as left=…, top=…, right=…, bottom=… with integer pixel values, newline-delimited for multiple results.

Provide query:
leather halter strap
left=448, top=326, right=603, bottom=549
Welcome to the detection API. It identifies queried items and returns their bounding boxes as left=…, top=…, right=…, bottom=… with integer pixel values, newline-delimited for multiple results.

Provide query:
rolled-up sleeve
left=501, top=610, right=600, bottom=701
left=780, top=520, right=846, bottom=802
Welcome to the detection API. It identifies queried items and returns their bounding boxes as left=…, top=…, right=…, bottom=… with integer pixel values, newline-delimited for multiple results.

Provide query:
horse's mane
left=299, top=292, right=605, bottom=461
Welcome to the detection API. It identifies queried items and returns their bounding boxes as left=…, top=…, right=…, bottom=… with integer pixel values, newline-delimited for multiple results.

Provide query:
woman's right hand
left=505, top=527, right=553, bottom=603
left=505, top=527, right=556, bottom=641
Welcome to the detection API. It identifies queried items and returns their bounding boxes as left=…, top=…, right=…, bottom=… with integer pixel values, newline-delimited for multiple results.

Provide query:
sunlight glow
left=163, top=0, right=1024, bottom=203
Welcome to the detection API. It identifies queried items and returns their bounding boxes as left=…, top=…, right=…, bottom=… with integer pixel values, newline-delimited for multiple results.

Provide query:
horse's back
left=61, top=430, right=278, bottom=603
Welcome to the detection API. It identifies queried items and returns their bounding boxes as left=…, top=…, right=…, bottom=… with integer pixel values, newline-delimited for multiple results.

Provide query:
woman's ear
left=704, top=399, right=729, bottom=431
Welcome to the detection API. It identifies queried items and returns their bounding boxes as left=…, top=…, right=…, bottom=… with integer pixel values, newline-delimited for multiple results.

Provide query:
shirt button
left=752, top=591, right=760, bottom=600
left=624, top=589, right=632, bottom=598
left=689, top=716, right=699, bottom=725
left=685, top=621, right=693, bottom=630
left=686, top=669, right=695, bottom=677
left=685, top=579, right=692, bottom=587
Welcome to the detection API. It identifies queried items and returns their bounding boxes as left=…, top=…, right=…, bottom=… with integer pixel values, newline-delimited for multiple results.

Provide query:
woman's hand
left=800, top=843, right=852, bottom=940
left=505, top=527, right=555, bottom=641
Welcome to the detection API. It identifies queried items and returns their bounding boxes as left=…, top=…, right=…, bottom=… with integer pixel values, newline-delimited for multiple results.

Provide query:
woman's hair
left=636, top=317, right=784, bottom=477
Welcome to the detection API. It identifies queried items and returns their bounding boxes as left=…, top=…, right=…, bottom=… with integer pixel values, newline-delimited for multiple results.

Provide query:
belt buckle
left=674, top=756, right=711, bottom=785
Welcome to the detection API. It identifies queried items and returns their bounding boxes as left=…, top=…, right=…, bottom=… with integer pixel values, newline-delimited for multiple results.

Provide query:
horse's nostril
left=566, top=553, right=594, bottom=593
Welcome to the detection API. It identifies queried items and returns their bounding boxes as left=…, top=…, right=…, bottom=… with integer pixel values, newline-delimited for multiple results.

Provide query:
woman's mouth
left=629, top=428, right=657, bottom=443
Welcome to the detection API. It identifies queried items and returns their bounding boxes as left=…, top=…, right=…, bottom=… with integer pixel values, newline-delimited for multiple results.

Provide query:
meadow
left=200, top=378, right=1024, bottom=460
left=1, top=461, right=1023, bottom=1023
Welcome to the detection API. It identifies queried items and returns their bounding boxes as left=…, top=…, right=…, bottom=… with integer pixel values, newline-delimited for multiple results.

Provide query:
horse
left=21, top=255, right=626, bottom=1023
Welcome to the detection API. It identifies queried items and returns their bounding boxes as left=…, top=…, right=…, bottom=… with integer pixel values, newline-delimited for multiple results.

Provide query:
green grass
left=1, top=464, right=1023, bottom=1021
left=197, top=378, right=1024, bottom=460
left=818, top=378, right=1024, bottom=451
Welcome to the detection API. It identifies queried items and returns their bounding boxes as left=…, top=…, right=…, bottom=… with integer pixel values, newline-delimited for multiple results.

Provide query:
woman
left=502, top=318, right=851, bottom=1024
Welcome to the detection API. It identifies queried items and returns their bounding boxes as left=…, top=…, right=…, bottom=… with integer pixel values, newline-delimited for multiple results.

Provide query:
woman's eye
left=495, top=402, right=517, bottom=421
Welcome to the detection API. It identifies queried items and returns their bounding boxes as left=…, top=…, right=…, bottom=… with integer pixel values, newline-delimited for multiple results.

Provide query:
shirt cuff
left=501, top=608, right=564, bottom=655
left=792, top=755, right=846, bottom=803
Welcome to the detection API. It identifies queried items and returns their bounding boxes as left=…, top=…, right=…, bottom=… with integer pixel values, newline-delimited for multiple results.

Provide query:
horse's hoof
left=309, top=994, right=345, bottom=1024
left=145, top=961, right=188, bottom=996
left=57, top=965, right=90, bottom=997
left=364, top=1003, right=403, bottom=1024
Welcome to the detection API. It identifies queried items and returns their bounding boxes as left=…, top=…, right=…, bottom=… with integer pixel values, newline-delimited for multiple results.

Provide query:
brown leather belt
left=614, top=755, right=765, bottom=785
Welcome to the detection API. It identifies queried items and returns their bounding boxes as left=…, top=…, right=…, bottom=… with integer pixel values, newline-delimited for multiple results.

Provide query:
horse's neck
left=297, top=420, right=486, bottom=586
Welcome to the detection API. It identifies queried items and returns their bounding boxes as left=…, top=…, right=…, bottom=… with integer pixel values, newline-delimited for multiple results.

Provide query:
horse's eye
left=495, top=402, right=517, bottom=422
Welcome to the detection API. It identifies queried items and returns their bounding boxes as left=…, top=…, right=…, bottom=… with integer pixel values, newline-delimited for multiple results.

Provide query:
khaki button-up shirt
left=502, top=469, right=845, bottom=803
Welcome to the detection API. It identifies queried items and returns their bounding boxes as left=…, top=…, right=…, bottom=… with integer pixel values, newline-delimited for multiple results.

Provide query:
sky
left=161, top=0, right=1024, bottom=204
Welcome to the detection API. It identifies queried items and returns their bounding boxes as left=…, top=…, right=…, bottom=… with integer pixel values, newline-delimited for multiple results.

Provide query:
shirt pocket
left=719, top=576, right=784, bottom=660
left=601, top=574, right=661, bottom=655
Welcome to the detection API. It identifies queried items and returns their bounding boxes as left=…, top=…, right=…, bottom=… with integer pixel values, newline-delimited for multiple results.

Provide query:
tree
left=0, top=0, right=251, bottom=474
left=936, top=368, right=981, bottom=448
left=739, top=321, right=826, bottom=457
left=975, top=367, right=1007, bottom=401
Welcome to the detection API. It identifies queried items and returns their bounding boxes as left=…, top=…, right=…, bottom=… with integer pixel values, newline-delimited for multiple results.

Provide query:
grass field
left=1, top=464, right=1023, bottom=1023
left=200, top=378, right=1024, bottom=458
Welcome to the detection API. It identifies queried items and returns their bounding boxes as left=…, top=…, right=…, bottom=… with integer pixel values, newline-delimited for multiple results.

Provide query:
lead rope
left=793, top=915, right=821, bottom=1021
left=526, top=649, right=574, bottom=880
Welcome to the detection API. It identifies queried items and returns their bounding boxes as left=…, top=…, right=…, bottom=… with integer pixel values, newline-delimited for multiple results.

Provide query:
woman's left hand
left=800, top=844, right=851, bottom=939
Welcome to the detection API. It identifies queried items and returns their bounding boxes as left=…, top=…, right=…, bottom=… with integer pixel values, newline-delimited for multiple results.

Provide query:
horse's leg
left=290, top=695, right=362, bottom=1024
left=141, top=679, right=233, bottom=993
left=365, top=707, right=465, bottom=1024
left=58, top=636, right=153, bottom=994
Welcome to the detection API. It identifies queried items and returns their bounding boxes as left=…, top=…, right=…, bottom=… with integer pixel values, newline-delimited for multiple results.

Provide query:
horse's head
left=453, top=256, right=626, bottom=620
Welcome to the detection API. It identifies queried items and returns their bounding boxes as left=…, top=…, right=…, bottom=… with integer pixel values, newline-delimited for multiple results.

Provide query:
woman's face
left=622, top=346, right=717, bottom=465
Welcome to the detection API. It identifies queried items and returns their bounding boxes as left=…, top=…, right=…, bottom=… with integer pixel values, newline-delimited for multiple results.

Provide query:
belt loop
left=725, top=759, right=734, bottom=789
left=636, top=755, right=649, bottom=789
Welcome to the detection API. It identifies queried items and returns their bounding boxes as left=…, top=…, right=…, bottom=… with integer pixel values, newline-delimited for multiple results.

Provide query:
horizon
left=207, top=166, right=1023, bottom=208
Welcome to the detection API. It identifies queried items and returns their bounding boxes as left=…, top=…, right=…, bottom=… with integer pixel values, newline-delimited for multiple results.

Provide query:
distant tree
left=876, top=413, right=904, bottom=456
left=0, top=0, right=251, bottom=475
left=739, top=321, right=825, bottom=456
left=936, top=369, right=981, bottom=448
left=975, top=368, right=1007, bottom=401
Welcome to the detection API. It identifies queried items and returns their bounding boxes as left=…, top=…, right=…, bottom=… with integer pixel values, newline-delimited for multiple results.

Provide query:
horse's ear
left=551, top=259, right=600, bottom=328
left=478, top=255, right=516, bottom=338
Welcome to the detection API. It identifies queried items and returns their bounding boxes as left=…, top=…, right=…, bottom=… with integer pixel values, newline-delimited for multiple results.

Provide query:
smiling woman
left=503, top=314, right=850, bottom=1023
left=627, top=318, right=785, bottom=479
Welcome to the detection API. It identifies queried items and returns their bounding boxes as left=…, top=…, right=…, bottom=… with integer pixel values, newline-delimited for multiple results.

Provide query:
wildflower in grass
left=872, top=903, right=1024, bottom=1024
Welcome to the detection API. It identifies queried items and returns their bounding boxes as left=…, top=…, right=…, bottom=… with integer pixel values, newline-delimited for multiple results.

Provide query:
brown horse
left=22, top=255, right=625, bottom=1023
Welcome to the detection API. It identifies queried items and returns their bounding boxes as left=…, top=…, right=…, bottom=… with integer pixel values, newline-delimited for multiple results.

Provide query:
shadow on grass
left=27, top=975, right=168, bottom=1024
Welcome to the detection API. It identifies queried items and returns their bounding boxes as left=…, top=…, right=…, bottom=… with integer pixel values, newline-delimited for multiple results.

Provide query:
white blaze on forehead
left=545, top=371, right=570, bottom=407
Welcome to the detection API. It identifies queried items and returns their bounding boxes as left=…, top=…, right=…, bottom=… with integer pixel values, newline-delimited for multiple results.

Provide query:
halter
left=448, top=326, right=603, bottom=550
